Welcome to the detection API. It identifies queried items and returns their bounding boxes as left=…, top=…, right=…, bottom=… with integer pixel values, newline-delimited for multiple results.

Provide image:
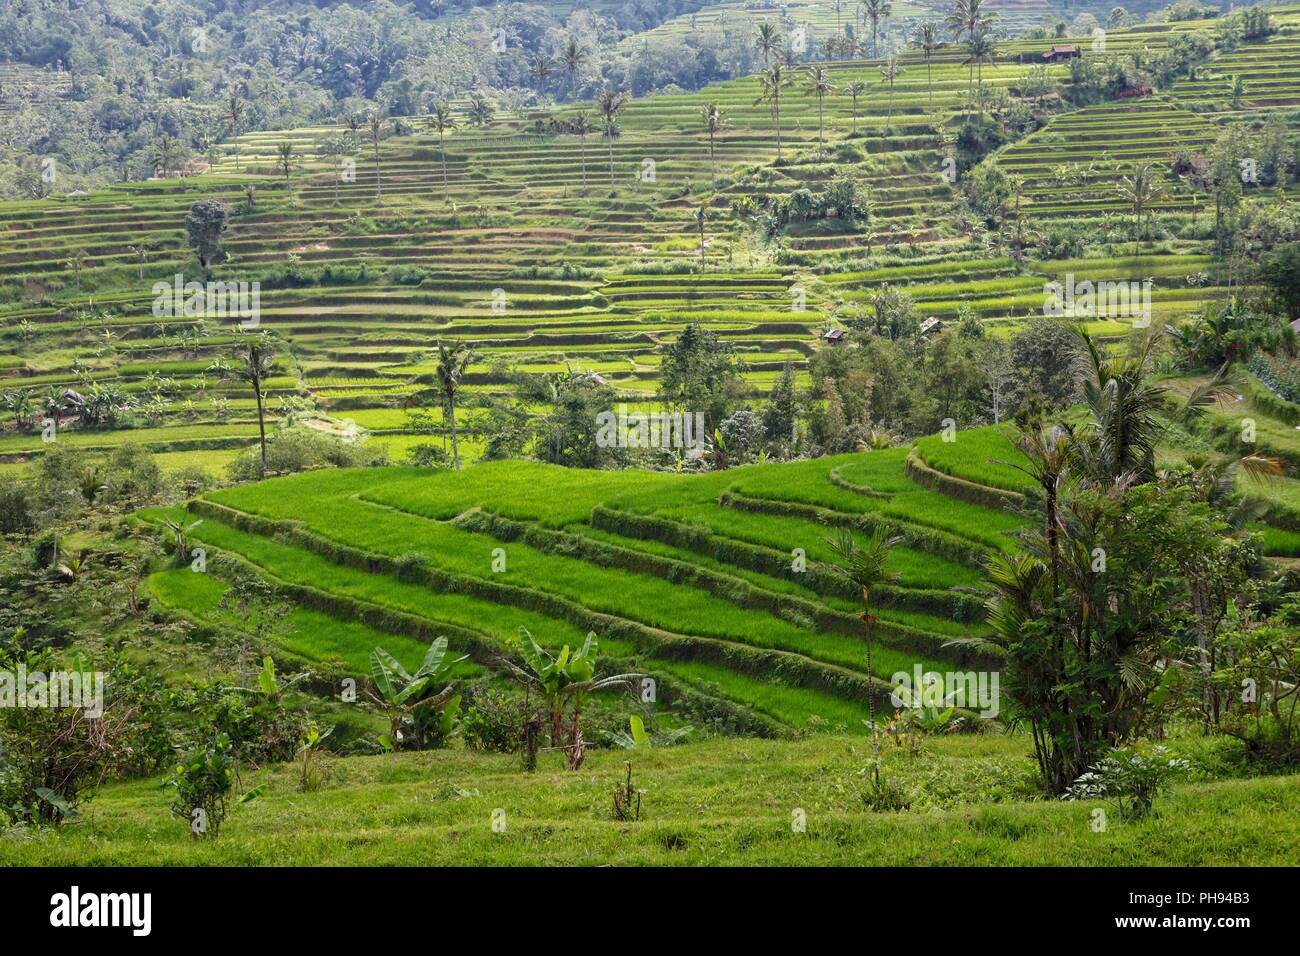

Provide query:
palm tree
left=804, top=66, right=836, bottom=154
left=842, top=81, right=869, bottom=135
left=820, top=525, right=902, bottom=783
left=879, top=57, right=903, bottom=128
left=755, top=21, right=781, bottom=68
left=210, top=332, right=276, bottom=478
left=596, top=89, right=628, bottom=188
left=530, top=54, right=553, bottom=95
left=755, top=64, right=791, bottom=160
left=965, top=24, right=997, bottom=117
left=428, top=102, right=456, bottom=203
left=699, top=102, right=730, bottom=187
left=368, top=111, right=385, bottom=202
left=914, top=22, right=941, bottom=112
left=1116, top=162, right=1166, bottom=255
left=275, top=141, right=295, bottom=187
left=1076, top=329, right=1168, bottom=486
left=862, top=0, right=892, bottom=57
left=946, top=0, right=996, bottom=118
left=560, top=38, right=586, bottom=96
left=435, top=340, right=475, bottom=470
left=571, top=112, right=595, bottom=191
left=226, top=93, right=244, bottom=171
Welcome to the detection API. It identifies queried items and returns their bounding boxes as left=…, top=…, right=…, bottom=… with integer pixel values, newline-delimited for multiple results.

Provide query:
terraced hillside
left=7, top=9, right=1297, bottom=475
left=136, top=440, right=1020, bottom=733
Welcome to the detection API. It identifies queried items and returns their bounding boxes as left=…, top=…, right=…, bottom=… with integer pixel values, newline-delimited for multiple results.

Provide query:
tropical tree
left=2, top=388, right=34, bottom=431
left=435, top=340, right=474, bottom=470
left=571, top=112, right=595, bottom=191
left=914, top=21, right=941, bottom=112
left=530, top=54, right=553, bottom=94
left=755, top=20, right=782, bottom=67
left=428, top=102, right=456, bottom=203
left=842, top=81, right=869, bottom=135
left=367, top=111, right=385, bottom=202
left=879, top=57, right=904, bottom=128
left=820, top=525, right=902, bottom=783
left=755, top=64, right=792, bottom=160
left=560, top=38, right=587, bottom=95
left=699, top=102, right=730, bottom=186
left=862, top=0, right=892, bottom=57
left=226, top=93, right=244, bottom=171
left=209, top=332, right=276, bottom=478
left=804, top=66, right=836, bottom=154
left=275, top=141, right=294, bottom=187
left=369, top=639, right=468, bottom=751
left=596, top=89, right=628, bottom=188
left=964, top=25, right=997, bottom=117
left=1116, top=162, right=1166, bottom=255
left=1230, top=74, right=1246, bottom=108
left=946, top=0, right=996, bottom=117
left=502, top=629, right=637, bottom=769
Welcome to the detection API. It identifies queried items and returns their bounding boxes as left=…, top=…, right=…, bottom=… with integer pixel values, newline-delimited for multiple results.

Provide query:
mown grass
left=4, top=733, right=1296, bottom=866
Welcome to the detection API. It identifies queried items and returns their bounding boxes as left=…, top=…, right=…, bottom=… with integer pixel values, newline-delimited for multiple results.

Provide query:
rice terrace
left=1, top=0, right=1299, bottom=905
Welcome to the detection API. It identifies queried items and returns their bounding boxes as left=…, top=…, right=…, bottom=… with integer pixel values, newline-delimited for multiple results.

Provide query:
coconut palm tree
left=530, top=54, right=553, bottom=94
left=275, top=141, right=295, bottom=187
left=226, top=93, right=244, bottom=171
left=1116, top=162, right=1166, bottom=255
left=560, top=38, right=587, bottom=96
left=914, top=21, right=941, bottom=112
left=820, top=525, right=902, bottom=783
left=879, top=57, right=903, bottom=128
left=862, top=0, right=892, bottom=57
left=435, top=340, right=475, bottom=470
left=571, top=112, right=595, bottom=191
left=755, top=20, right=782, bottom=68
left=755, top=64, right=792, bottom=160
left=596, top=89, right=628, bottom=188
left=842, top=81, right=869, bottom=135
left=946, top=0, right=996, bottom=117
left=699, top=102, right=730, bottom=186
left=428, top=102, right=456, bottom=203
left=368, top=111, right=385, bottom=202
left=804, top=66, right=836, bottom=154
left=965, top=24, right=997, bottom=117
left=210, top=332, right=276, bottom=478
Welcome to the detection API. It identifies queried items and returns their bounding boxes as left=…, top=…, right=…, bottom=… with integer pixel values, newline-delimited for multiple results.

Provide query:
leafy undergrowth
left=5, top=734, right=1296, bottom=866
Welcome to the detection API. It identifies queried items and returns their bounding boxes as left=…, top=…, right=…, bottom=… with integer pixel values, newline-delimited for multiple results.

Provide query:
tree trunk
left=253, top=373, right=268, bottom=479
left=440, top=131, right=449, bottom=202
left=448, top=389, right=461, bottom=470
left=863, top=587, right=880, bottom=785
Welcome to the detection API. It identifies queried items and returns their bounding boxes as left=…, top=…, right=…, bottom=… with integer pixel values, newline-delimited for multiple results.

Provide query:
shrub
left=1062, top=746, right=1190, bottom=820
left=460, top=687, right=525, bottom=754
left=165, top=734, right=237, bottom=838
left=227, top=427, right=387, bottom=480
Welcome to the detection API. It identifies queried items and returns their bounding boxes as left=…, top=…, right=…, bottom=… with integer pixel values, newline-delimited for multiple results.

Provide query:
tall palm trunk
left=607, top=127, right=616, bottom=187
left=447, top=390, right=461, bottom=470
left=253, top=373, right=268, bottom=478
left=862, top=586, right=880, bottom=784
left=439, top=130, right=449, bottom=202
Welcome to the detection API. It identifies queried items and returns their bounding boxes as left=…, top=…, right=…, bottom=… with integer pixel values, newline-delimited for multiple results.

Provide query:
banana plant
left=369, top=638, right=467, bottom=751
left=503, top=628, right=639, bottom=769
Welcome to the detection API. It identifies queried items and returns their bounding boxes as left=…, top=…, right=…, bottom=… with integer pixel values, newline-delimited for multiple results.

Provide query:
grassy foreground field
left=4, top=734, right=1296, bottom=866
